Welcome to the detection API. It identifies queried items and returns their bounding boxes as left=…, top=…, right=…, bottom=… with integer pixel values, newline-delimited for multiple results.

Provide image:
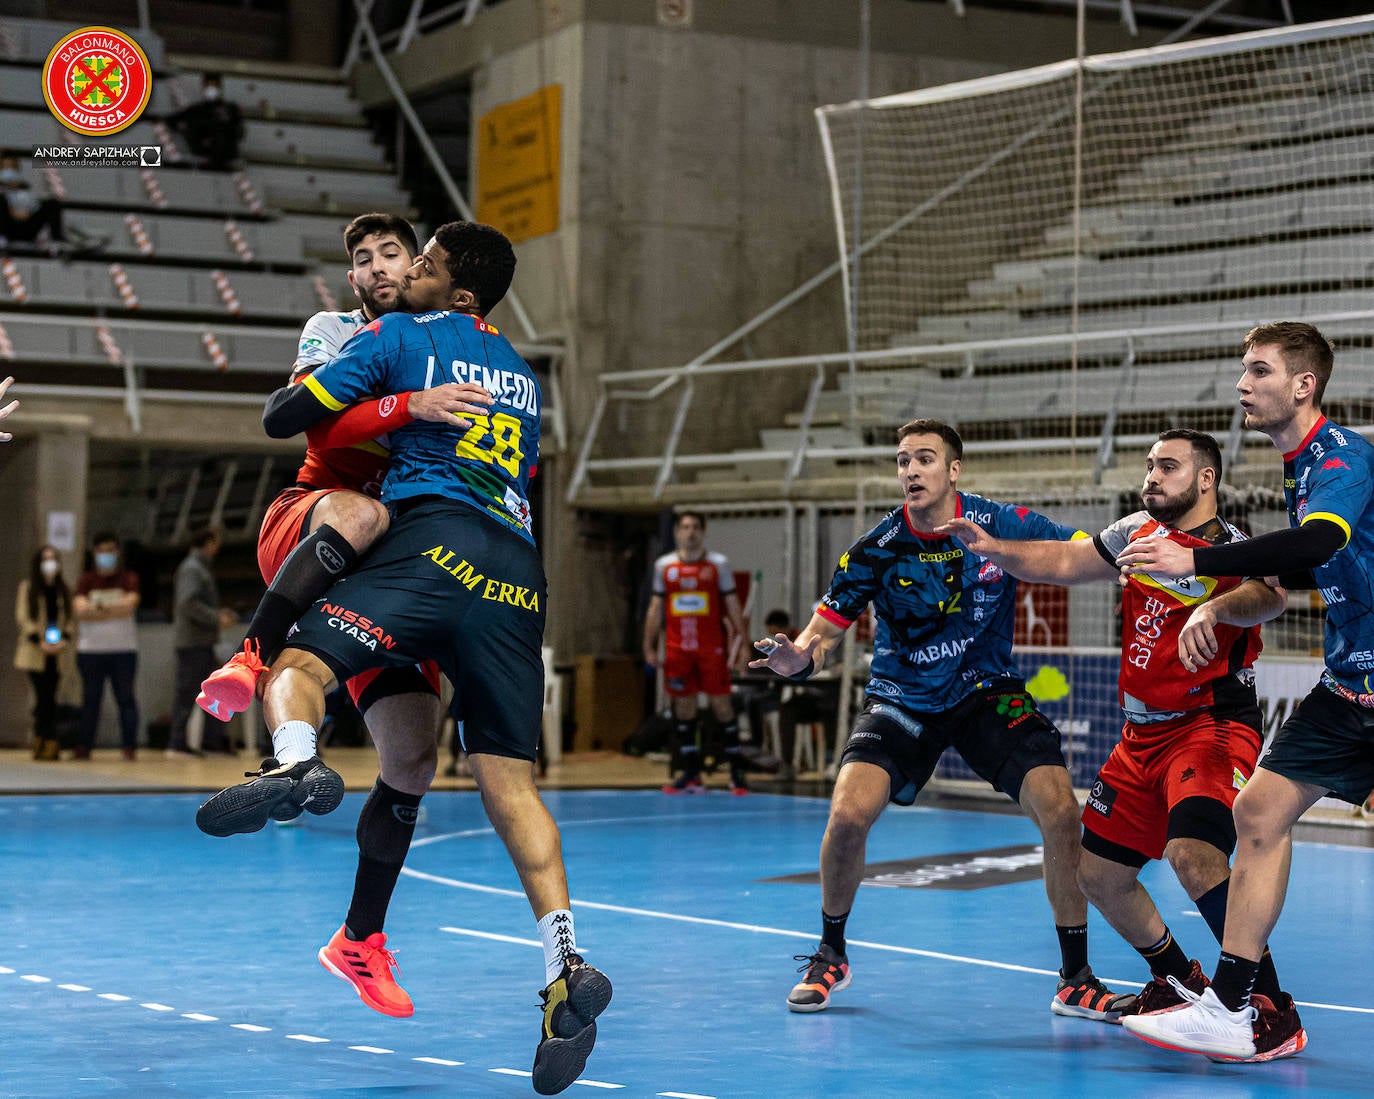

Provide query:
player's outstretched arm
left=939, top=516, right=1112, bottom=585
left=749, top=613, right=844, bottom=680
left=1177, top=578, right=1286, bottom=673
left=304, top=382, right=494, bottom=450
left=0, top=376, right=16, bottom=442
left=1120, top=519, right=1346, bottom=579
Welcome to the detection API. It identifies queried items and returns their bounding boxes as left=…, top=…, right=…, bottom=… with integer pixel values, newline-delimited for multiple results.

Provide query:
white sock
left=271, top=720, right=317, bottom=766
left=537, top=909, right=578, bottom=985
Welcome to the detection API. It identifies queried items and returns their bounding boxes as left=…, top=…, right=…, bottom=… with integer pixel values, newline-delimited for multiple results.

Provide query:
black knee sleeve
left=1165, top=795, right=1238, bottom=858
left=356, top=779, right=423, bottom=867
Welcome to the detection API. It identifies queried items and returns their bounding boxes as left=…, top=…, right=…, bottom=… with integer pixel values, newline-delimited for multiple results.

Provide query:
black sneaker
left=1050, top=964, right=1137, bottom=1023
left=195, top=756, right=344, bottom=837
left=1120, top=959, right=1208, bottom=1016
left=787, top=944, right=851, bottom=1012
left=532, top=954, right=612, bottom=1095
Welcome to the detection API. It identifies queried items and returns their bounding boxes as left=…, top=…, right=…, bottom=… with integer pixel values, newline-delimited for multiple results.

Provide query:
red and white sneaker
left=318, top=925, right=414, bottom=1018
left=198, top=639, right=267, bottom=719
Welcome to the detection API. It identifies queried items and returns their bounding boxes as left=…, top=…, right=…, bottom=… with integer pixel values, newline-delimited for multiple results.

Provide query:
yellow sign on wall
left=476, top=84, right=561, bottom=244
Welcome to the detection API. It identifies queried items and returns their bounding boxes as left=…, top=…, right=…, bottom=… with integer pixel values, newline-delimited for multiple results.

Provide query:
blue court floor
left=2, top=789, right=1370, bottom=1098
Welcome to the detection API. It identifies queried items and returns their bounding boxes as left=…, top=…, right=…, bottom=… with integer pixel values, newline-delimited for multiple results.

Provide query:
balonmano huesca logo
left=42, top=26, right=153, bottom=137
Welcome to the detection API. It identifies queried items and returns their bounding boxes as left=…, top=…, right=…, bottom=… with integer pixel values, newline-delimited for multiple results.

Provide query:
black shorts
left=839, top=678, right=1066, bottom=806
left=1260, top=683, right=1374, bottom=805
left=287, top=499, right=547, bottom=761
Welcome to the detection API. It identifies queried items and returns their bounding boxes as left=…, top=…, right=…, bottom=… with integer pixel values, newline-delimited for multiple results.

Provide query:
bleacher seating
left=0, top=15, right=413, bottom=408
left=743, top=79, right=1374, bottom=479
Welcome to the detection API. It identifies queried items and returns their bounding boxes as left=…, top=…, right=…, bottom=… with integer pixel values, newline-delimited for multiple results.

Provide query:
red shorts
left=257, top=485, right=333, bottom=584
left=662, top=644, right=732, bottom=698
left=1081, top=711, right=1261, bottom=862
left=257, top=485, right=441, bottom=709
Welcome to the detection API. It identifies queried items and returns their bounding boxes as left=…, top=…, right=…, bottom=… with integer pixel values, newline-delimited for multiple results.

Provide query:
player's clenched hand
left=0, top=376, right=17, bottom=442
left=1115, top=537, right=1194, bottom=579
left=748, top=632, right=822, bottom=678
left=936, top=516, right=997, bottom=554
left=1177, top=603, right=1220, bottom=673
left=408, top=383, right=493, bottom=429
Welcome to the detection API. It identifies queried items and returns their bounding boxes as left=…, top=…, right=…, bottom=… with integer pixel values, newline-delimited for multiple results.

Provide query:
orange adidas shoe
left=318, top=925, right=414, bottom=1018
left=198, top=639, right=266, bottom=720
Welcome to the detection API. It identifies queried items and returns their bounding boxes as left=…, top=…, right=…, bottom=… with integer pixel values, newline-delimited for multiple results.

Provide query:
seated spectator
left=168, top=73, right=244, bottom=172
left=0, top=157, right=66, bottom=254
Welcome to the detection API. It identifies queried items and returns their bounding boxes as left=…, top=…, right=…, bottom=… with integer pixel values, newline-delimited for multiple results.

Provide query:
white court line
left=659, top=1092, right=717, bottom=1099
left=98, top=993, right=130, bottom=1002
left=349, top=1045, right=393, bottom=1054
left=490, top=1068, right=532, bottom=1078
left=439, top=927, right=540, bottom=948
left=140, top=1003, right=175, bottom=1012
left=411, top=810, right=787, bottom=849
left=20, top=975, right=51, bottom=983
left=231, top=1023, right=271, bottom=1032
left=182, top=1013, right=217, bottom=1021
left=286, top=1033, right=330, bottom=1043
left=572, top=1081, right=624, bottom=1090
left=413, top=1056, right=464, bottom=1066
left=0, top=967, right=13, bottom=974
left=405, top=867, right=1374, bottom=1014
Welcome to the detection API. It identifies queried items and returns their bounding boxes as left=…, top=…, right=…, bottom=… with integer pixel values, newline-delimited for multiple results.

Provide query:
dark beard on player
left=1144, top=483, right=1199, bottom=527
left=361, top=286, right=403, bottom=318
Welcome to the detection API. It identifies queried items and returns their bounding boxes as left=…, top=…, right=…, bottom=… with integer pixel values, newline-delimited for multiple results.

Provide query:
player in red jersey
left=196, top=213, right=490, bottom=1020
left=943, top=428, right=1305, bottom=1061
left=643, top=510, right=751, bottom=793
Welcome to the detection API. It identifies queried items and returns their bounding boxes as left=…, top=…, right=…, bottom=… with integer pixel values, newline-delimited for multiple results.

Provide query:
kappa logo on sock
left=392, top=804, right=419, bottom=825
left=316, top=541, right=347, bottom=573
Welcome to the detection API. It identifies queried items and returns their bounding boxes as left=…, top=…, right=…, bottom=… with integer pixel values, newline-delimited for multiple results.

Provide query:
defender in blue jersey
left=199, top=223, right=610, bottom=1095
left=749, top=419, right=1134, bottom=1021
left=1118, top=322, right=1372, bottom=1061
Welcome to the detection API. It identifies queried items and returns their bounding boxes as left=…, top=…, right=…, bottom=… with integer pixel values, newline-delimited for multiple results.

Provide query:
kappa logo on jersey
left=1013, top=506, right=1031, bottom=521
left=1322, top=457, right=1349, bottom=471
left=321, top=604, right=396, bottom=650
left=363, top=317, right=384, bottom=336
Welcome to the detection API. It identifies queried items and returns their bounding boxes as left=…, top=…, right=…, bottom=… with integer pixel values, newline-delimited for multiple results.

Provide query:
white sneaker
left=1122, top=979, right=1257, bottom=1059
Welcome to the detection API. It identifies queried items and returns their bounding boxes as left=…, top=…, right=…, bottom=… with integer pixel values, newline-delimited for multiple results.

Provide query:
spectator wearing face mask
left=14, top=545, right=79, bottom=761
left=73, top=532, right=141, bottom=760
left=168, top=73, right=244, bottom=172
left=0, top=155, right=66, bottom=253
